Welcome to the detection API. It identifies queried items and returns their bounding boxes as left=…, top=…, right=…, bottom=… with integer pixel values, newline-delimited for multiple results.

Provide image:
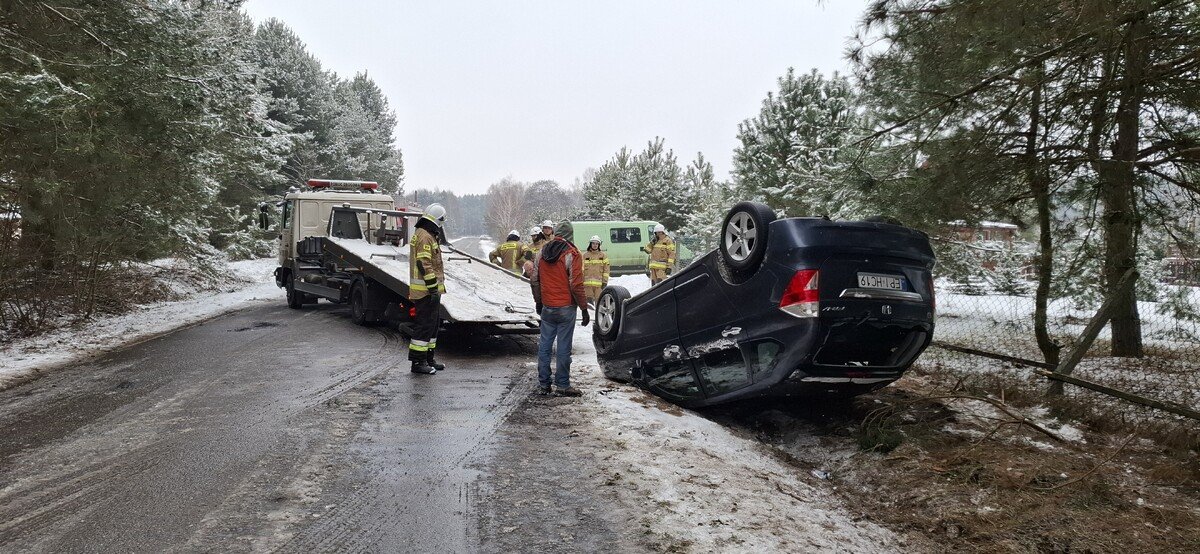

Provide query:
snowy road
left=0, top=302, right=543, bottom=552
left=0, top=241, right=900, bottom=553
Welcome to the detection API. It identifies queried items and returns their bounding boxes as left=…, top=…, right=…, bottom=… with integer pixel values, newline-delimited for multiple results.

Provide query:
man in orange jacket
left=530, top=220, right=589, bottom=397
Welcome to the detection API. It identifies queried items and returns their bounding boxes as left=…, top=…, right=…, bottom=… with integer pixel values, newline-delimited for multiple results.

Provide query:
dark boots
left=410, top=351, right=436, bottom=374
left=410, top=351, right=444, bottom=374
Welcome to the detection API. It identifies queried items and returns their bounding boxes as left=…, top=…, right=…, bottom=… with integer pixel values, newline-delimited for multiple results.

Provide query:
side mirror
left=257, top=203, right=271, bottom=230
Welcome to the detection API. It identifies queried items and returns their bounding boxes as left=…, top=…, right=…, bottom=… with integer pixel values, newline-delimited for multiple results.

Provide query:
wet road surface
left=0, top=300, right=537, bottom=552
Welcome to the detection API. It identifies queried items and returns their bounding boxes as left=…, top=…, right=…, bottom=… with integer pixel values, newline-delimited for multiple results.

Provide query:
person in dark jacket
left=530, top=220, right=589, bottom=396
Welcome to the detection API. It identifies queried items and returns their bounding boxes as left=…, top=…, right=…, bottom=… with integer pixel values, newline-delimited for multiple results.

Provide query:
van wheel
left=720, top=201, right=776, bottom=276
left=595, top=286, right=630, bottom=341
left=286, top=273, right=303, bottom=309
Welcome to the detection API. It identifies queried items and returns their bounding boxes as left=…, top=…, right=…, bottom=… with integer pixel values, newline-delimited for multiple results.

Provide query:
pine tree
left=732, top=68, right=863, bottom=217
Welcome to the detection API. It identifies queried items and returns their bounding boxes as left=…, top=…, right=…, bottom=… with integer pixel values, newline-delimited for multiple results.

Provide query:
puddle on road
left=228, top=321, right=282, bottom=332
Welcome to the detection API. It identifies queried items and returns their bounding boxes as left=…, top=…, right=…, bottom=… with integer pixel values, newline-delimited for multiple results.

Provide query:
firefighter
left=643, top=223, right=676, bottom=285
left=582, top=235, right=610, bottom=306
left=528, top=225, right=546, bottom=257
left=539, top=219, right=555, bottom=243
left=489, top=230, right=525, bottom=274
left=408, top=203, right=447, bottom=374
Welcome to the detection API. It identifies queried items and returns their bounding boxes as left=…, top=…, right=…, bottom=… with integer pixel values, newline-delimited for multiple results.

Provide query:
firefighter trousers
left=408, top=294, right=441, bottom=361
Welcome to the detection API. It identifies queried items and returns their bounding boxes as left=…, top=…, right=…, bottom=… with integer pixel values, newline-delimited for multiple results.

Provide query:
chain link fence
left=923, top=238, right=1200, bottom=430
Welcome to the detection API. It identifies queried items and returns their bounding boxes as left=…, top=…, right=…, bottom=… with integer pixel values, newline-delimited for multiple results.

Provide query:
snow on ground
left=568, top=331, right=897, bottom=552
left=478, top=237, right=497, bottom=258
left=609, top=274, right=652, bottom=297
left=0, top=258, right=279, bottom=390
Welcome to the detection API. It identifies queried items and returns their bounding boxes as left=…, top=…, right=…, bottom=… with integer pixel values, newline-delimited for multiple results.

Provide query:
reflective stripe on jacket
left=582, top=250, right=610, bottom=287
left=489, top=240, right=524, bottom=272
left=644, top=236, right=676, bottom=270
left=409, top=227, right=445, bottom=299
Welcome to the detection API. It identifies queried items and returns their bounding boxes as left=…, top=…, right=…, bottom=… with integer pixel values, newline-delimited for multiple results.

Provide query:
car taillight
left=780, top=269, right=819, bottom=318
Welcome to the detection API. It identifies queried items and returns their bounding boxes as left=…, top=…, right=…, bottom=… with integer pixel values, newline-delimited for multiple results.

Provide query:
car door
left=673, top=258, right=753, bottom=395
left=614, top=279, right=699, bottom=402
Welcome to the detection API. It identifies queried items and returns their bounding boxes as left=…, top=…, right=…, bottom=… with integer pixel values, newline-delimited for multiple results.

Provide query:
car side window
left=644, top=360, right=702, bottom=399
left=610, top=227, right=642, bottom=244
left=747, top=341, right=782, bottom=382
left=697, top=348, right=750, bottom=395
left=281, top=200, right=292, bottom=229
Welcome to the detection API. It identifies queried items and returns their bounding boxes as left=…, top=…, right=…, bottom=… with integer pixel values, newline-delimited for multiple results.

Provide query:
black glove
left=665, top=268, right=673, bottom=276
left=580, top=307, right=590, bottom=327
left=535, top=301, right=543, bottom=315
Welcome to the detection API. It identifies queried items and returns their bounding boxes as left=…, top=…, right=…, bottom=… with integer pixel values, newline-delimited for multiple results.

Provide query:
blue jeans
left=537, top=306, right=576, bottom=389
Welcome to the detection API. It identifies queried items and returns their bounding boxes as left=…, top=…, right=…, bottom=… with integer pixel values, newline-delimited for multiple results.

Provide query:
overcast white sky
left=242, top=0, right=867, bottom=195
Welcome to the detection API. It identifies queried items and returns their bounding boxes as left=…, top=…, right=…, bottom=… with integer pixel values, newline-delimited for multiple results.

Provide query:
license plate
left=857, top=272, right=904, bottom=290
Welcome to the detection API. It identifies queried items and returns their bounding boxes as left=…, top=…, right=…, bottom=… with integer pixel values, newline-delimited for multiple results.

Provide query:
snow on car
left=592, top=202, right=937, bottom=408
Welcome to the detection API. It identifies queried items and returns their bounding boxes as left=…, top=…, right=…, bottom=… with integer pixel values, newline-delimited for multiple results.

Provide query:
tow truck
left=262, top=179, right=539, bottom=335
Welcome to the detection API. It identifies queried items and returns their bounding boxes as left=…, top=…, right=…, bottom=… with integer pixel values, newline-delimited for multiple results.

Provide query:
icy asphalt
left=0, top=238, right=573, bottom=552
left=0, top=239, right=900, bottom=553
left=0, top=298, right=549, bottom=552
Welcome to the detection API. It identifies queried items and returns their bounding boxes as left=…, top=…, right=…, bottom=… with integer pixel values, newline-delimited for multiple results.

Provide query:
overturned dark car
left=592, top=202, right=936, bottom=408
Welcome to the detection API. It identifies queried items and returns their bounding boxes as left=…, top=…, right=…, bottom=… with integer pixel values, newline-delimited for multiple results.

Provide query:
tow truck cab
left=272, top=179, right=397, bottom=286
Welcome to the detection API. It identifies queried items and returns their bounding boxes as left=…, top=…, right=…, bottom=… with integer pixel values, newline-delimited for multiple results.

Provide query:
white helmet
left=529, top=225, right=540, bottom=235
left=653, top=223, right=666, bottom=233
left=509, top=229, right=519, bottom=236
left=589, top=235, right=601, bottom=243
left=424, top=203, right=447, bottom=225
left=541, top=219, right=554, bottom=229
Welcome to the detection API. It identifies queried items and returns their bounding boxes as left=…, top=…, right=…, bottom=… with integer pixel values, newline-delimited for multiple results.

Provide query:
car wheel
left=595, top=285, right=630, bottom=341
left=350, top=282, right=371, bottom=325
left=286, top=273, right=303, bottom=309
left=720, top=201, right=776, bottom=274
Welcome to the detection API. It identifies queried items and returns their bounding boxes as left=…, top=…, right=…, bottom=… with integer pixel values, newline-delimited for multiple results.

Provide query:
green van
left=569, top=220, right=694, bottom=276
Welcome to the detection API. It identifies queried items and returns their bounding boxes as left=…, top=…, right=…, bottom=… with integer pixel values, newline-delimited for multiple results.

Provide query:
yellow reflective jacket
left=583, top=250, right=610, bottom=287
left=643, top=235, right=676, bottom=270
left=409, top=227, right=445, bottom=299
left=489, top=240, right=524, bottom=273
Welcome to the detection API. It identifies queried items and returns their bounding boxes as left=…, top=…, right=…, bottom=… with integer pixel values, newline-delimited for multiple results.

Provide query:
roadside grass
left=826, top=367, right=1200, bottom=553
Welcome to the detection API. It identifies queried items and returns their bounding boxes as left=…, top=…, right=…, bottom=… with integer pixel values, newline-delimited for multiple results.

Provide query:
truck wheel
left=719, top=201, right=776, bottom=276
left=595, top=285, right=630, bottom=341
left=286, top=273, right=303, bottom=309
left=350, top=281, right=374, bottom=325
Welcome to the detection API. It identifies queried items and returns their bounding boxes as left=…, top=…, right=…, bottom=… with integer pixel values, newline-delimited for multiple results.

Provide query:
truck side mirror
left=257, top=203, right=271, bottom=230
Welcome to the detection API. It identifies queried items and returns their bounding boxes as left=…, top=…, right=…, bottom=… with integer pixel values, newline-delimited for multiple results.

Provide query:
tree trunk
left=1094, top=13, right=1149, bottom=358
left=1027, top=68, right=1061, bottom=367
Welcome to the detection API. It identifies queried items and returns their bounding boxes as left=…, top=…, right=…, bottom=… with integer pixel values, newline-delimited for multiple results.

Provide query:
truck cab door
left=277, top=199, right=293, bottom=267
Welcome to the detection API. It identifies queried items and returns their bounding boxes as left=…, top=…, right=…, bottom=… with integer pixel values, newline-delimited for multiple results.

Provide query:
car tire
left=719, top=201, right=776, bottom=275
left=286, top=273, right=303, bottom=309
left=595, top=285, right=630, bottom=341
left=350, top=281, right=372, bottom=325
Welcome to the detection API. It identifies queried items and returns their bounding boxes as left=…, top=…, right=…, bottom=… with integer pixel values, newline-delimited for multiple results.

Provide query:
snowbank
left=568, top=331, right=897, bottom=552
left=609, top=274, right=652, bottom=297
left=0, top=258, right=280, bottom=390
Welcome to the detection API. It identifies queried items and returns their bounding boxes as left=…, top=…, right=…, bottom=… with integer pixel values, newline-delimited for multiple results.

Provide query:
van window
left=611, top=227, right=642, bottom=244
left=281, top=201, right=292, bottom=228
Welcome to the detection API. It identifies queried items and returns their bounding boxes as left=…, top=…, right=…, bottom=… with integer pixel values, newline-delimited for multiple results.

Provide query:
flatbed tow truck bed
left=315, top=236, right=539, bottom=333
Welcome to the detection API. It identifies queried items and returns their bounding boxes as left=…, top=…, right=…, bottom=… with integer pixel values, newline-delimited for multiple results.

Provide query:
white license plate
left=857, top=272, right=904, bottom=290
